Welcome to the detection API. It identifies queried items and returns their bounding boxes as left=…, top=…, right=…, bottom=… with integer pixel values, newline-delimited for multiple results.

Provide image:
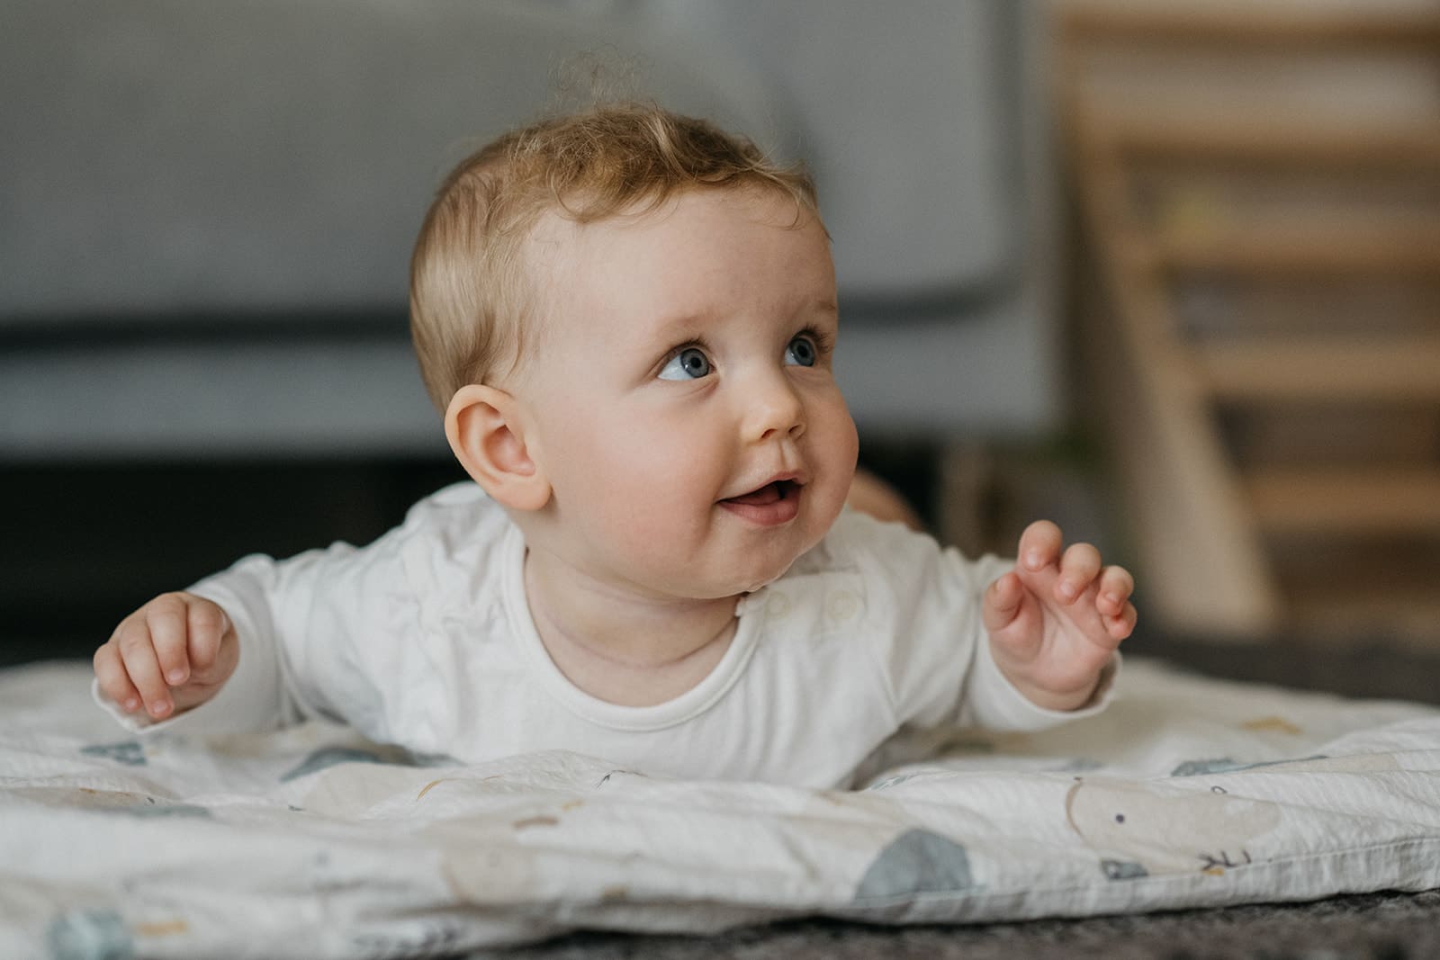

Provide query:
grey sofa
left=1, top=0, right=1057, bottom=459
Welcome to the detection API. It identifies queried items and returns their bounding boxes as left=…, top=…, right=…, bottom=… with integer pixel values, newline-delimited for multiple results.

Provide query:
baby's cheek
left=596, top=447, right=717, bottom=541
left=812, top=405, right=860, bottom=504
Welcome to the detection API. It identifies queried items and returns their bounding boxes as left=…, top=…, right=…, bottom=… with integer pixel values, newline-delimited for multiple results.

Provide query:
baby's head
left=409, top=103, right=859, bottom=600
left=410, top=103, right=821, bottom=403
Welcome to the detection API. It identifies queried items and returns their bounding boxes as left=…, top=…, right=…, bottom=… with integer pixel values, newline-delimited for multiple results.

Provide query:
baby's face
left=515, top=186, right=858, bottom=600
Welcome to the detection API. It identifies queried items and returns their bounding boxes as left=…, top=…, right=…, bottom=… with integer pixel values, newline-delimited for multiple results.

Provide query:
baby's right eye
left=658, top=347, right=712, bottom=380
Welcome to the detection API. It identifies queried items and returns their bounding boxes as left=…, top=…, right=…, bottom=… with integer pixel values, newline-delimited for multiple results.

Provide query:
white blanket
left=2, top=658, right=1437, bottom=959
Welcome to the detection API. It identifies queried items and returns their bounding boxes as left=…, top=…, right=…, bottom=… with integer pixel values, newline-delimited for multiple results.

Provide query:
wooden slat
left=1062, top=5, right=1440, bottom=52
left=1154, top=224, right=1440, bottom=277
left=1196, top=335, right=1440, bottom=403
left=1060, top=1, right=1440, bottom=644
left=1247, top=468, right=1440, bottom=535
left=1065, top=96, right=1283, bottom=637
left=1108, top=115, right=1440, bottom=169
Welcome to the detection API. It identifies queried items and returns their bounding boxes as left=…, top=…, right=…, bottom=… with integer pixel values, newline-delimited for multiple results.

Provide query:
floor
left=472, top=890, right=1440, bottom=959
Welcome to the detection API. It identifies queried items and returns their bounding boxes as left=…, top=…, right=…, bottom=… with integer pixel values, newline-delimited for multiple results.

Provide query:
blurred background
left=2, top=0, right=1438, bottom=700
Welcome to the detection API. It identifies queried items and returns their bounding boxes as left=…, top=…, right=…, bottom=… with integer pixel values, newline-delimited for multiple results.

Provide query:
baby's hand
left=981, top=521, right=1136, bottom=712
left=93, top=592, right=238, bottom=721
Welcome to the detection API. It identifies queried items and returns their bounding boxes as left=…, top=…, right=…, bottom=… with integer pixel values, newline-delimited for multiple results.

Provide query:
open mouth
left=722, top=479, right=801, bottom=507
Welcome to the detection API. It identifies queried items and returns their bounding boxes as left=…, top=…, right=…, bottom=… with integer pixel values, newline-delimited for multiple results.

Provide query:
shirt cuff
left=964, top=637, right=1122, bottom=732
left=91, top=678, right=156, bottom=733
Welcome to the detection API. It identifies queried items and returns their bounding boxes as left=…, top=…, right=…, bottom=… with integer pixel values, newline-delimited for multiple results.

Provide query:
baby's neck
left=522, top=548, right=740, bottom=707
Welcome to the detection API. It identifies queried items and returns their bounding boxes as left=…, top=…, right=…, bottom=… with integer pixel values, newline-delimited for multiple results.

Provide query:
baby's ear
left=445, top=385, right=551, bottom=511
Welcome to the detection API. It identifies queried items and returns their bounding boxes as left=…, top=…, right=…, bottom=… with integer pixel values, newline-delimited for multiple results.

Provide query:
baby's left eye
left=658, top=346, right=712, bottom=381
left=785, top=335, right=817, bottom=367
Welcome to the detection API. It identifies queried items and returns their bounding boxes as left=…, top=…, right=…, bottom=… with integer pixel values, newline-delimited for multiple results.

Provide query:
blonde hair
left=408, top=102, right=820, bottom=411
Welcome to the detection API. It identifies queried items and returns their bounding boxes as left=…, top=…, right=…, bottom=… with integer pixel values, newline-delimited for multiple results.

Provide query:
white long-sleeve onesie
left=96, top=482, right=1117, bottom=788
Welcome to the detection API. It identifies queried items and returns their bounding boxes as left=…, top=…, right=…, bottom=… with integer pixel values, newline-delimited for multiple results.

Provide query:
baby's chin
left=640, top=542, right=797, bottom=602
left=732, top=560, right=799, bottom=597
left=644, top=499, right=843, bottom=599
left=711, top=526, right=833, bottom=597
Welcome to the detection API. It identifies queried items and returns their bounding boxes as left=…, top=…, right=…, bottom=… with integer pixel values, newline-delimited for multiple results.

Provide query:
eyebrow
left=648, top=311, right=712, bottom=341
left=649, top=297, right=838, bottom=337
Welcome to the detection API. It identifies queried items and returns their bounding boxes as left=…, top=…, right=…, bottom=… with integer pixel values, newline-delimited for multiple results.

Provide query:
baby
left=92, top=104, right=1136, bottom=789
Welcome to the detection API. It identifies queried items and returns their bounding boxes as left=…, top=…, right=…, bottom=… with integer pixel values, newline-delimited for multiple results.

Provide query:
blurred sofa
left=0, top=0, right=1058, bottom=460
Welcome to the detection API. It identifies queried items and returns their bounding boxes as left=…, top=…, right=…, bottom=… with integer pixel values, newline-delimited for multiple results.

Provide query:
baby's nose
left=745, top=377, right=806, bottom=443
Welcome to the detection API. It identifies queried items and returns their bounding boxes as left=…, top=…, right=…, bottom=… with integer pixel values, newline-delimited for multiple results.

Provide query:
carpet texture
left=479, top=889, right=1440, bottom=959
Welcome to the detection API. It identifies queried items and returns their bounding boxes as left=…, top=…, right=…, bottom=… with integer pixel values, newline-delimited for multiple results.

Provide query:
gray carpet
left=476, top=890, right=1440, bottom=959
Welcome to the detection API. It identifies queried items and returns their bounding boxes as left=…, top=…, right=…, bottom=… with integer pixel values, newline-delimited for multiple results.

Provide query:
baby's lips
left=724, top=475, right=809, bottom=507
left=724, top=482, right=784, bottom=507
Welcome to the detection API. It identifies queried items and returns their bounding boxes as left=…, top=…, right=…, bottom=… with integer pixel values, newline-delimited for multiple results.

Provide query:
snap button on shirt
left=765, top=593, right=792, bottom=619
left=828, top=591, right=860, bottom=623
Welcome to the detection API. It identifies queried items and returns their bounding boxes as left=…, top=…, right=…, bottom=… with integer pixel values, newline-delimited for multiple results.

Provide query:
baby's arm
left=92, top=524, right=420, bottom=736
left=93, top=591, right=238, bottom=722
left=91, top=550, right=330, bottom=732
left=981, top=520, right=1136, bottom=711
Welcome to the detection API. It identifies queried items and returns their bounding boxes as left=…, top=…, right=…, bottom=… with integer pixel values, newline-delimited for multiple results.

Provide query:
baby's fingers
left=1056, top=542, right=1102, bottom=604
left=116, top=617, right=173, bottom=719
left=93, top=642, right=141, bottom=714
left=1098, top=566, right=1136, bottom=615
left=982, top=571, right=1027, bottom=634
left=147, top=593, right=195, bottom=688
left=1017, top=520, right=1063, bottom=573
left=185, top=599, right=230, bottom=677
left=1104, top=600, right=1138, bottom=641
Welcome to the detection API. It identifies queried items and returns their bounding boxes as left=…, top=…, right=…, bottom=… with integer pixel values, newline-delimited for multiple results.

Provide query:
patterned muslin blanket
left=2, top=658, right=1437, bottom=959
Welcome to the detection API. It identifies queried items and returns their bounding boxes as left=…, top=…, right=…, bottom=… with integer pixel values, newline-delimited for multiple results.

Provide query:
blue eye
left=658, top=346, right=712, bottom=380
left=785, top=335, right=817, bottom=367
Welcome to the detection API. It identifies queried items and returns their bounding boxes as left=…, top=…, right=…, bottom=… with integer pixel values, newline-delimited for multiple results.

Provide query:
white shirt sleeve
left=839, top=512, right=1119, bottom=734
left=91, top=538, right=403, bottom=737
